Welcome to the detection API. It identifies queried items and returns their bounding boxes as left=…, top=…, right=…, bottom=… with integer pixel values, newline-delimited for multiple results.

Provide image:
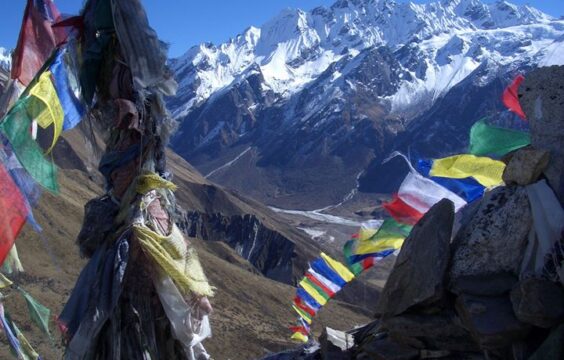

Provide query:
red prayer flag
left=0, top=162, right=29, bottom=265
left=293, top=297, right=316, bottom=317
left=383, top=194, right=424, bottom=226
left=289, top=326, right=309, bottom=336
left=502, top=75, right=527, bottom=120
left=11, top=0, right=64, bottom=86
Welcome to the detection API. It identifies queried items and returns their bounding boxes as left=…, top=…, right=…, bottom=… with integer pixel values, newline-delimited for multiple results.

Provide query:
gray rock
left=384, top=312, right=479, bottom=352
left=376, top=199, right=454, bottom=318
left=450, top=186, right=532, bottom=282
left=519, top=66, right=564, bottom=205
left=528, top=323, right=564, bottom=360
left=357, top=337, right=419, bottom=360
left=455, top=294, right=530, bottom=350
left=510, top=278, right=564, bottom=328
left=502, top=147, right=550, bottom=186
left=450, top=272, right=518, bottom=296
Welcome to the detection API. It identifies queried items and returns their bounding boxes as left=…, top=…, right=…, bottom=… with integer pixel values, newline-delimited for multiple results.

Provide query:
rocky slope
left=0, top=120, right=374, bottom=359
left=168, top=0, right=564, bottom=209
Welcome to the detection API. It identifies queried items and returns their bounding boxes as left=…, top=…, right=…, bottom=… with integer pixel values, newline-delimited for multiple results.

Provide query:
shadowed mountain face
left=168, top=0, right=563, bottom=209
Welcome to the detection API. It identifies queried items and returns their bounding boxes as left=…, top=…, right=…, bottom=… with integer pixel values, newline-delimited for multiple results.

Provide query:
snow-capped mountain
left=168, top=0, right=564, bottom=209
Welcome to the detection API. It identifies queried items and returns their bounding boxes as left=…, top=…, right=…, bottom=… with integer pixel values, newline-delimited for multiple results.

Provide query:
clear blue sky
left=1, top=0, right=562, bottom=58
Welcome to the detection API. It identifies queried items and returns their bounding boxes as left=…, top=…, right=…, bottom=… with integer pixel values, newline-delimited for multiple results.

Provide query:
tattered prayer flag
left=383, top=194, right=424, bottom=225
left=12, top=0, right=64, bottom=86
left=19, top=289, right=51, bottom=336
left=0, top=162, right=29, bottom=265
left=0, top=304, right=24, bottom=358
left=10, top=320, right=40, bottom=360
left=502, top=75, right=527, bottom=120
left=469, top=119, right=530, bottom=157
left=0, top=100, right=59, bottom=193
left=50, top=48, right=86, bottom=131
left=429, top=154, right=505, bottom=188
left=418, top=159, right=485, bottom=203
left=0, top=272, right=13, bottom=288
left=28, top=70, right=64, bottom=154
left=397, top=171, right=467, bottom=214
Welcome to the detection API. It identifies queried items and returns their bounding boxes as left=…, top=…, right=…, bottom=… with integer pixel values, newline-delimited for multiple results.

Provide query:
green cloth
left=19, top=289, right=51, bottom=337
left=0, top=100, right=59, bottom=193
left=469, top=119, right=530, bottom=157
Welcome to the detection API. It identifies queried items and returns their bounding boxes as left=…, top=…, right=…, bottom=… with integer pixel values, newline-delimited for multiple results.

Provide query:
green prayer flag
left=19, top=289, right=51, bottom=337
left=0, top=99, right=59, bottom=193
left=469, top=119, right=530, bottom=157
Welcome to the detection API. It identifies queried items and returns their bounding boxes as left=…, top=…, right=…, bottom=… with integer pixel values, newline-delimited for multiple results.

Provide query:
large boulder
left=519, top=66, right=564, bottom=205
left=450, top=186, right=532, bottom=282
left=502, top=147, right=550, bottom=186
left=510, top=278, right=564, bottom=328
left=455, top=294, right=530, bottom=350
left=375, top=199, right=454, bottom=318
left=383, top=312, right=478, bottom=352
left=450, top=272, right=517, bottom=297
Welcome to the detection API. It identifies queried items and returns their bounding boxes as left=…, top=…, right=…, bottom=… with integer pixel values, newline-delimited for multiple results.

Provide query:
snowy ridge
left=170, top=0, right=555, bottom=120
left=0, top=47, right=11, bottom=71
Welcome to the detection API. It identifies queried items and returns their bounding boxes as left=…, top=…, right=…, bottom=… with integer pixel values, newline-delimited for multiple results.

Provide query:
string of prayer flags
left=469, top=119, right=530, bottom=157
left=291, top=253, right=355, bottom=342
left=502, top=75, right=527, bottom=120
left=428, top=154, right=506, bottom=188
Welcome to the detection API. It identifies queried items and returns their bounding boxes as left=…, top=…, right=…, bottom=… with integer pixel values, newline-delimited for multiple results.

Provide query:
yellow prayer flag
left=355, top=235, right=405, bottom=255
left=0, top=273, right=13, bottom=289
left=28, top=71, right=64, bottom=154
left=320, top=253, right=355, bottom=283
left=291, top=332, right=308, bottom=343
left=430, top=154, right=505, bottom=188
left=299, top=280, right=328, bottom=306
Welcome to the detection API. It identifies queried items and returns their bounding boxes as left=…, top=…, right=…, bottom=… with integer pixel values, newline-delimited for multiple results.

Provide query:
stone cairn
left=314, top=66, right=564, bottom=360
